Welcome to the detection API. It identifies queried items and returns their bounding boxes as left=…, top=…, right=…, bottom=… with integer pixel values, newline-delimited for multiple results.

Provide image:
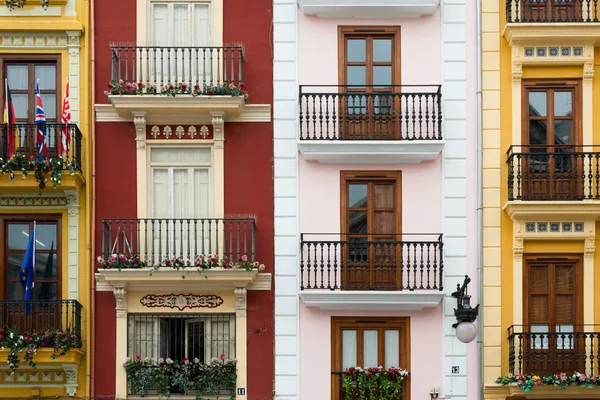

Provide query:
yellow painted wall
left=0, top=0, right=91, bottom=398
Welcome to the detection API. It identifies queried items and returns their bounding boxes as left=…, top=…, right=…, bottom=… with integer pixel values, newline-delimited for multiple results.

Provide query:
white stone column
left=65, top=30, right=81, bottom=125
left=114, top=287, right=128, bottom=399
left=133, top=112, right=148, bottom=218
left=234, top=285, right=248, bottom=400
left=65, top=190, right=79, bottom=301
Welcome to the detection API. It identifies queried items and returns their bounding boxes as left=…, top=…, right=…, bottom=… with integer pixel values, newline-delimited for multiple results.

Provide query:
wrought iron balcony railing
left=300, top=233, right=443, bottom=291
left=111, top=45, right=244, bottom=90
left=101, top=218, right=256, bottom=264
left=506, top=0, right=600, bottom=23
left=0, top=299, right=83, bottom=338
left=509, top=325, right=600, bottom=376
left=299, top=85, right=442, bottom=141
left=507, top=145, right=600, bottom=201
left=0, top=124, right=83, bottom=170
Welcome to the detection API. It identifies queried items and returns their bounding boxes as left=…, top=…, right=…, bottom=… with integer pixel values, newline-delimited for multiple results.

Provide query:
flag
left=19, top=222, right=36, bottom=315
left=35, top=79, right=47, bottom=161
left=3, top=78, right=18, bottom=157
left=60, top=76, right=71, bottom=157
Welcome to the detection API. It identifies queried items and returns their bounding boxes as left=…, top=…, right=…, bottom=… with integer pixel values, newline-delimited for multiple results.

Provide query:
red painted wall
left=93, top=0, right=274, bottom=398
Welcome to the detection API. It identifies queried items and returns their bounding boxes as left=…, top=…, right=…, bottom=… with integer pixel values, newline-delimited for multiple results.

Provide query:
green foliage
left=342, top=367, right=408, bottom=400
left=106, top=80, right=249, bottom=103
left=0, top=153, right=76, bottom=190
left=4, top=0, right=49, bottom=11
left=496, top=372, right=600, bottom=391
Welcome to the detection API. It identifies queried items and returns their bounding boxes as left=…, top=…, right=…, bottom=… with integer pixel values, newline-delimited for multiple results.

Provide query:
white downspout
left=476, top=0, right=484, bottom=399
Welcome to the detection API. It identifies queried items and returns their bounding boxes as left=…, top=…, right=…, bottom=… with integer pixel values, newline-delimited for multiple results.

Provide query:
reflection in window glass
left=373, top=39, right=392, bottom=63
left=347, top=39, right=366, bottom=63
left=554, top=92, right=572, bottom=117
left=34, top=65, right=56, bottom=91
left=8, top=224, right=30, bottom=250
left=529, top=92, right=547, bottom=117
left=347, top=66, right=366, bottom=86
left=7, top=65, right=28, bottom=90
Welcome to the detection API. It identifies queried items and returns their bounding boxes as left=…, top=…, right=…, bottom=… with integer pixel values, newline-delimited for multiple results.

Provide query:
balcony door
left=519, top=0, right=580, bottom=22
left=338, top=26, right=400, bottom=139
left=524, top=255, right=583, bottom=375
left=341, top=171, right=401, bottom=290
left=522, top=81, right=581, bottom=200
left=149, top=147, right=212, bottom=260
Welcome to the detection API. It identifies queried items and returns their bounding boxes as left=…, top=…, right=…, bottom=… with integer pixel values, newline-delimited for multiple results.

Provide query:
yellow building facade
left=483, top=1, right=600, bottom=399
left=0, top=0, right=90, bottom=398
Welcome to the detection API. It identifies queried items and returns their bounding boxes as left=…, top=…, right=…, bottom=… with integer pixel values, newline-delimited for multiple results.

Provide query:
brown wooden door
left=520, top=0, right=580, bottom=22
left=524, top=255, right=583, bottom=375
left=341, top=172, right=401, bottom=290
left=338, top=27, right=400, bottom=139
left=522, top=82, right=581, bottom=200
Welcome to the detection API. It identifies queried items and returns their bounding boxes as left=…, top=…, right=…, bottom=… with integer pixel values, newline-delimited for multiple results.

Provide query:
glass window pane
left=555, top=295, right=574, bottom=321
left=347, top=66, right=366, bottom=86
left=554, top=91, right=572, bottom=117
left=348, top=237, right=368, bottom=263
left=554, top=120, right=572, bottom=145
left=529, top=92, right=547, bottom=117
left=347, top=39, right=366, bottom=63
left=8, top=253, right=25, bottom=278
left=530, top=324, right=549, bottom=349
left=349, top=211, right=367, bottom=234
left=7, top=65, right=28, bottom=90
left=193, top=169, right=210, bottom=218
left=556, top=324, right=574, bottom=350
left=373, top=66, right=392, bottom=87
left=529, top=120, right=548, bottom=145
left=374, top=95, right=393, bottom=115
left=529, top=266, right=548, bottom=291
left=35, top=254, right=57, bottom=279
left=555, top=266, right=574, bottom=291
left=7, top=281, right=24, bottom=300
left=34, top=65, right=56, bottom=90
left=373, top=39, right=392, bottom=63
left=36, top=224, right=57, bottom=250
left=342, top=330, right=357, bottom=370
left=11, top=94, right=29, bottom=119
left=347, top=94, right=367, bottom=115
left=384, top=330, right=399, bottom=368
left=36, top=282, right=57, bottom=300
left=8, top=223, right=31, bottom=250
left=363, top=330, right=378, bottom=368
left=41, top=94, right=56, bottom=120
left=349, top=184, right=367, bottom=208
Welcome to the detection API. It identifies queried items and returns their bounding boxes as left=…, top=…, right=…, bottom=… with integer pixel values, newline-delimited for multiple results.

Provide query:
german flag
left=3, top=78, right=18, bottom=157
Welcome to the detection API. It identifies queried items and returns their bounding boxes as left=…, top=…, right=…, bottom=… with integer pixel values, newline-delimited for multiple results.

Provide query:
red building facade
left=92, top=1, right=274, bottom=398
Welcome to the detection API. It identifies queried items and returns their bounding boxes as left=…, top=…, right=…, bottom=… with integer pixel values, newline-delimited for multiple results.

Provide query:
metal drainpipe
left=476, top=0, right=484, bottom=399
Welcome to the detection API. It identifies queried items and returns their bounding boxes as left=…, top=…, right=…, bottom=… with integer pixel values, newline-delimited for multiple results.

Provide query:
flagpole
left=32, top=221, right=36, bottom=292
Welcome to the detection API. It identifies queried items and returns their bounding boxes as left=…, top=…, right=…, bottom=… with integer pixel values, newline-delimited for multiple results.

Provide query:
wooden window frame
left=331, top=316, right=411, bottom=400
left=521, top=79, right=581, bottom=147
left=523, top=254, right=583, bottom=327
left=340, top=171, right=402, bottom=236
left=337, top=26, right=401, bottom=88
left=0, top=215, right=62, bottom=301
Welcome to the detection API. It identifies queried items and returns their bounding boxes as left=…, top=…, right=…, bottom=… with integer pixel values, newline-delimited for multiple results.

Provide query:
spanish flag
left=3, top=78, right=18, bottom=157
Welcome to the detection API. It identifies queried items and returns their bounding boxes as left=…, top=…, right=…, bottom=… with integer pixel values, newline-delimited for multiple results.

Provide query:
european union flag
left=19, top=223, right=36, bottom=315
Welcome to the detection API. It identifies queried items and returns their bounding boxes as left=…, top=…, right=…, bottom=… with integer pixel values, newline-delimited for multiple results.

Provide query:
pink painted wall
left=299, top=306, right=443, bottom=399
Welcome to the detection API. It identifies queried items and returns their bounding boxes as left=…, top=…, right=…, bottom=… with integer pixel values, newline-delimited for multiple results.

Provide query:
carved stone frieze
left=512, top=60, right=523, bottom=86
left=147, top=125, right=212, bottom=139
left=151, top=125, right=160, bottom=139
left=140, top=294, right=224, bottom=310
left=0, top=196, right=68, bottom=208
left=584, top=60, right=595, bottom=86
left=175, top=125, right=185, bottom=139
left=163, top=126, right=172, bottom=139
left=188, top=126, right=197, bottom=138
left=200, top=125, right=209, bottom=138
left=63, top=366, right=78, bottom=397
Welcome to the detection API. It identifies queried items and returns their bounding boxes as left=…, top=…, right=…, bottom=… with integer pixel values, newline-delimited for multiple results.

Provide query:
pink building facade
left=273, top=1, right=479, bottom=400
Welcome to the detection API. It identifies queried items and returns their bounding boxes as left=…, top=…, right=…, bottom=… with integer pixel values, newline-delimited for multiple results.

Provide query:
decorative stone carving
left=0, top=196, right=68, bottom=207
left=114, top=287, right=127, bottom=318
left=151, top=125, right=160, bottom=139
left=512, top=60, right=523, bottom=86
left=0, top=33, right=69, bottom=49
left=175, top=125, right=185, bottom=139
left=513, top=236, right=524, bottom=262
left=64, top=366, right=78, bottom=397
left=200, top=125, right=209, bottom=139
left=140, top=294, right=224, bottom=310
left=188, top=126, right=197, bottom=139
left=163, top=126, right=172, bottom=139
left=234, top=286, right=247, bottom=317
left=585, top=236, right=596, bottom=262
left=584, top=60, right=595, bottom=86
left=211, top=113, right=225, bottom=149
left=132, top=112, right=147, bottom=149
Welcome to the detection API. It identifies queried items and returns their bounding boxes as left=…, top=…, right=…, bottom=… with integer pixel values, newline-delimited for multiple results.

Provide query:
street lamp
left=452, top=275, right=480, bottom=343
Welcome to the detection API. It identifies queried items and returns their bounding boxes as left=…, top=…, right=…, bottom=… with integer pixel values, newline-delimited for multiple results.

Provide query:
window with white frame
left=151, top=1, right=211, bottom=47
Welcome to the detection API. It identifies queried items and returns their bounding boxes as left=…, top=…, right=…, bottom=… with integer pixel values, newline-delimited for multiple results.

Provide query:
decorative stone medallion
left=140, top=294, right=224, bottom=310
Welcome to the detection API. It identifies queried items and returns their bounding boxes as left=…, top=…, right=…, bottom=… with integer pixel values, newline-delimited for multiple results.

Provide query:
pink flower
left=166, top=357, right=173, bottom=364
left=240, top=83, right=246, bottom=90
left=183, top=357, right=189, bottom=365
left=241, top=255, right=248, bottom=262
left=97, top=256, right=105, bottom=264
left=119, top=254, right=126, bottom=262
left=109, top=255, right=117, bottom=263
left=158, top=357, right=164, bottom=364
left=220, top=353, right=225, bottom=360
left=132, top=257, right=140, bottom=264
left=135, top=355, right=141, bottom=361
left=194, top=84, right=200, bottom=90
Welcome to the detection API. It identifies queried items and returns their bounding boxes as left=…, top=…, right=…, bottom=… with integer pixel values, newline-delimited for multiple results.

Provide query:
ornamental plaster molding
left=132, top=112, right=147, bottom=149
left=512, top=60, right=523, bottom=86
left=211, top=112, right=225, bottom=149
left=63, top=365, right=78, bottom=396
left=584, top=59, right=595, bottom=86
left=163, top=125, right=172, bottom=139
left=0, top=195, right=68, bottom=208
left=585, top=236, right=596, bottom=262
left=234, top=286, right=247, bottom=317
left=175, top=125, right=185, bottom=139
left=200, top=125, right=209, bottom=138
left=114, top=287, right=127, bottom=318
left=1, top=33, right=69, bottom=49
left=513, top=236, right=524, bottom=263
left=139, top=294, right=224, bottom=310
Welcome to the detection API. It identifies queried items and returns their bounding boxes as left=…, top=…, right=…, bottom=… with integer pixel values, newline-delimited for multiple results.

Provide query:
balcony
left=505, top=145, right=600, bottom=219
left=0, top=300, right=84, bottom=396
left=508, top=325, right=600, bottom=376
left=96, top=218, right=270, bottom=291
left=297, top=85, right=444, bottom=163
left=107, top=45, right=269, bottom=124
left=299, top=233, right=444, bottom=310
left=504, top=0, right=600, bottom=46
left=0, top=124, right=84, bottom=192
left=298, top=0, right=440, bottom=18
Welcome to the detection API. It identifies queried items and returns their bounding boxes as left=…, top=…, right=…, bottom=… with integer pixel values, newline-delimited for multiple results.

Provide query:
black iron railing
left=299, top=85, right=442, bottom=141
left=102, top=218, right=256, bottom=264
left=0, top=124, right=82, bottom=171
left=0, top=299, right=82, bottom=338
left=300, top=233, right=443, bottom=291
left=506, top=0, right=600, bottom=22
left=509, top=325, right=600, bottom=376
left=507, top=145, right=600, bottom=200
left=111, top=45, right=244, bottom=89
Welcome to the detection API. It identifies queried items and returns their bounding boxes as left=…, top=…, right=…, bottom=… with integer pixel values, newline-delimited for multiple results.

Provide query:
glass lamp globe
left=455, top=321, right=477, bottom=343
